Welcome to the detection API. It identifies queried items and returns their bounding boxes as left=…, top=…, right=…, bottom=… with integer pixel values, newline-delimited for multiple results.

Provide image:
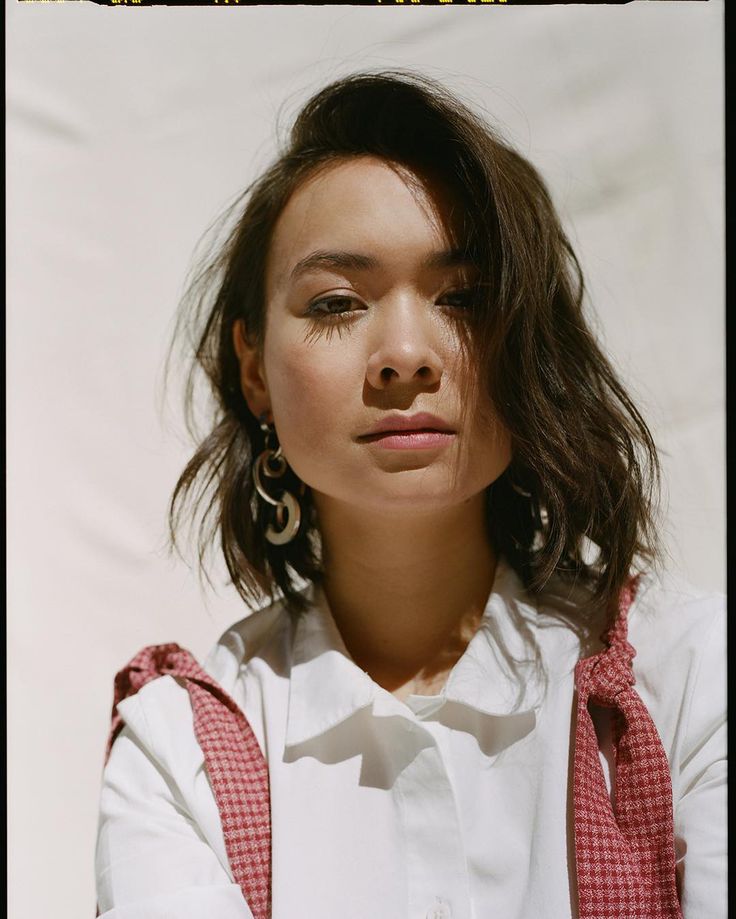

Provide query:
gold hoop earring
left=252, top=414, right=301, bottom=546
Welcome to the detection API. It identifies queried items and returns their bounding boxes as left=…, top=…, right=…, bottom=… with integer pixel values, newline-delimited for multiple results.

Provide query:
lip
left=357, top=412, right=456, bottom=450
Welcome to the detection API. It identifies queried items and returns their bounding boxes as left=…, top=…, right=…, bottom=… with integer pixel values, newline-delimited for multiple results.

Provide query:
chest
left=264, top=678, right=579, bottom=919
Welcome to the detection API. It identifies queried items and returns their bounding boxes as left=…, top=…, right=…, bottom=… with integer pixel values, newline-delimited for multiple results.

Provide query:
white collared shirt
left=95, top=559, right=726, bottom=918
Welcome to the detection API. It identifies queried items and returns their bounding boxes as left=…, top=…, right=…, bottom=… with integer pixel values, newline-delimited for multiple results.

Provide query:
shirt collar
left=284, top=558, right=549, bottom=749
left=285, top=584, right=374, bottom=748
left=442, top=559, right=547, bottom=716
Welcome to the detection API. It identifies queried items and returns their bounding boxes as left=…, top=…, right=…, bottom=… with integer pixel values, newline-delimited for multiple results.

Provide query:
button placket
left=426, top=897, right=452, bottom=918
left=396, top=736, right=468, bottom=918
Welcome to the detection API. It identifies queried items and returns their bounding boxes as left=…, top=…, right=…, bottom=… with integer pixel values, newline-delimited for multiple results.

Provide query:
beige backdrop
left=7, top=2, right=724, bottom=917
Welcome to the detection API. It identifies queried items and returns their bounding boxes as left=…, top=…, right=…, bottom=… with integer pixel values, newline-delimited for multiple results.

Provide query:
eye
left=305, top=294, right=365, bottom=318
left=437, top=288, right=476, bottom=312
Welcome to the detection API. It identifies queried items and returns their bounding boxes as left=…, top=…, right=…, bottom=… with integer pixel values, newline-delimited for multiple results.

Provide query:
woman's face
left=235, top=156, right=511, bottom=515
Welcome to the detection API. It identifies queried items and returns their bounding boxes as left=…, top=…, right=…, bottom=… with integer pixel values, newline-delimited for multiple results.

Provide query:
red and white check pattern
left=105, top=644, right=271, bottom=919
left=573, top=576, right=682, bottom=918
left=101, top=578, right=682, bottom=918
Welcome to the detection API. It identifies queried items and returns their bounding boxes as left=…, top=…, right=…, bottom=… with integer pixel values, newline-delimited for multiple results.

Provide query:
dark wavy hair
left=168, top=70, right=662, bottom=621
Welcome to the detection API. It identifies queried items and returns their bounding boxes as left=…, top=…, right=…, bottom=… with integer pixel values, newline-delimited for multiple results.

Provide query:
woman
left=95, top=72, right=725, bottom=919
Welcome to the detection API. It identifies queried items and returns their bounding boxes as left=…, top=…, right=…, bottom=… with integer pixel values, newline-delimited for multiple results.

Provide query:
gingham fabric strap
left=573, top=576, right=682, bottom=919
left=104, top=643, right=271, bottom=919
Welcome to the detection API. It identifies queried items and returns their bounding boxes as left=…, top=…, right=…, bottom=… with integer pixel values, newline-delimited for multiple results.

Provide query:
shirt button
left=426, top=900, right=452, bottom=919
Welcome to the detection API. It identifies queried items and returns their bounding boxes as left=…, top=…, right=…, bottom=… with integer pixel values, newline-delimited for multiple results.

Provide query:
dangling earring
left=509, top=479, right=533, bottom=498
left=507, top=466, right=533, bottom=499
left=252, top=413, right=302, bottom=546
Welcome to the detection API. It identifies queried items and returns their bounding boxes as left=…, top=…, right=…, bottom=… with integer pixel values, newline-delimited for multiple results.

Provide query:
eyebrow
left=288, top=248, right=474, bottom=281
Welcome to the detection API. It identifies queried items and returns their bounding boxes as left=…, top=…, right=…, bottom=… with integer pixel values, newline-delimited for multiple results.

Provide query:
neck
left=313, top=492, right=497, bottom=697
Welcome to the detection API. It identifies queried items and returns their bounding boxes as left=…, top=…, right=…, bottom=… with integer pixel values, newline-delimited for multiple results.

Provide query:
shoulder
left=631, top=566, right=724, bottom=623
left=203, top=592, right=295, bottom=697
left=628, top=569, right=725, bottom=683
left=626, top=570, right=726, bottom=771
left=113, top=591, right=297, bottom=759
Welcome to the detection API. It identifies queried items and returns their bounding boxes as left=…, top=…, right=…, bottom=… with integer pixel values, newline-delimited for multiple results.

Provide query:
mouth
left=357, top=413, right=456, bottom=451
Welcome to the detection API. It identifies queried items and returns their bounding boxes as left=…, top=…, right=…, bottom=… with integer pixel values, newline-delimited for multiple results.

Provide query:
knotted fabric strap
left=573, top=577, right=682, bottom=918
left=101, top=581, right=680, bottom=919
left=104, top=643, right=271, bottom=919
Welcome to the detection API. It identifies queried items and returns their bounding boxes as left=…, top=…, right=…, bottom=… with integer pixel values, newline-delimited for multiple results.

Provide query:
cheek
left=493, top=427, right=513, bottom=474
left=485, top=411, right=513, bottom=467
left=263, top=337, right=358, bottom=463
left=462, top=404, right=513, bottom=486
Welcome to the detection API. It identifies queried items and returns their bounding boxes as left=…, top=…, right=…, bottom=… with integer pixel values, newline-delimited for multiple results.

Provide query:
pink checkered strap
left=101, top=580, right=680, bottom=919
left=573, top=576, right=682, bottom=918
left=104, top=643, right=271, bottom=919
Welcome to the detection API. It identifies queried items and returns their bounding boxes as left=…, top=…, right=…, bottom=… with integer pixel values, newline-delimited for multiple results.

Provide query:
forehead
left=265, top=157, right=463, bottom=295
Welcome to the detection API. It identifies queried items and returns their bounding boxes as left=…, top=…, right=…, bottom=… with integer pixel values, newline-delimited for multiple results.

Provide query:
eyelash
left=305, top=289, right=476, bottom=322
left=305, top=295, right=362, bottom=320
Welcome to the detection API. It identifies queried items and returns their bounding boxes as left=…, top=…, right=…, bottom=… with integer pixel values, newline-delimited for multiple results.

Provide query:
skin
left=234, top=156, right=512, bottom=700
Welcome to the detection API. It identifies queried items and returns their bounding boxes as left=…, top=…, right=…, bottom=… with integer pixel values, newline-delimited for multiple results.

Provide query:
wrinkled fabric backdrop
left=7, top=2, right=724, bottom=917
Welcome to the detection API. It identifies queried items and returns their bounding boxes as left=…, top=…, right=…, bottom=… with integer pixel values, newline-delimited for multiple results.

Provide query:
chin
left=345, top=470, right=485, bottom=513
left=362, top=493, right=473, bottom=514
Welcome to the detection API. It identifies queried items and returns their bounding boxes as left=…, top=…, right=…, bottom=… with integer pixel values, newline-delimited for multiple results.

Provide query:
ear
left=233, top=319, right=270, bottom=419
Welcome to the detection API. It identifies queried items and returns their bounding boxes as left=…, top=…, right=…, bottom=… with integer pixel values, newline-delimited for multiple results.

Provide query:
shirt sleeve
left=673, top=603, right=727, bottom=919
left=95, top=722, right=254, bottom=919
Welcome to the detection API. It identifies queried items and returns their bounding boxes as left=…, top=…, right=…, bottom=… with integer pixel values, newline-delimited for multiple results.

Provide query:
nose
left=365, top=297, right=444, bottom=390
